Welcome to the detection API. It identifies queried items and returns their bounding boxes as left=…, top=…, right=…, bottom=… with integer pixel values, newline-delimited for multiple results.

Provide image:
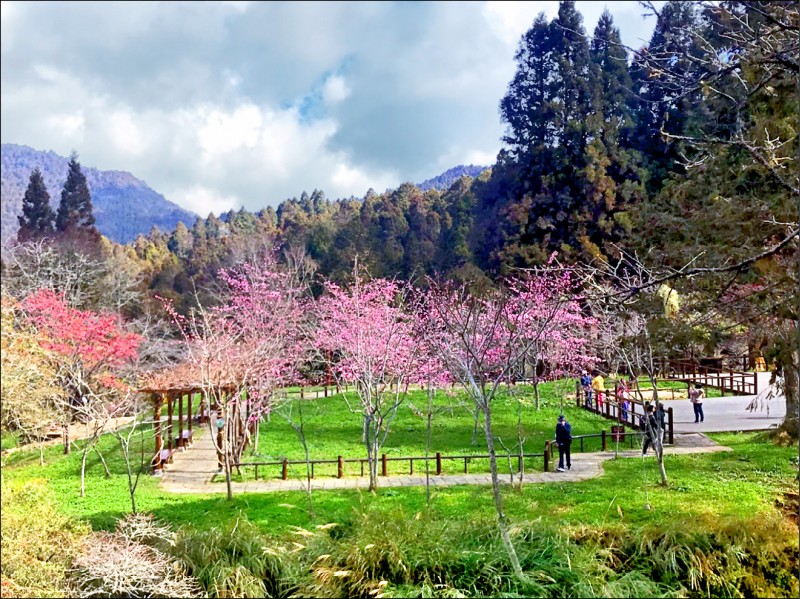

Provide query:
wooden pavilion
left=138, top=362, right=243, bottom=472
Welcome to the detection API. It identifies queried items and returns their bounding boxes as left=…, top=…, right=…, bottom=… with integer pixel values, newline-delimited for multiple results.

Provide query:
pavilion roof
left=138, top=361, right=248, bottom=394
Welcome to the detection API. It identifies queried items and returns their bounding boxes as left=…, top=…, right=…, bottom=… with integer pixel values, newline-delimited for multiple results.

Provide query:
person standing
left=591, top=370, right=606, bottom=411
left=580, top=371, right=592, bottom=408
left=555, top=415, right=572, bottom=472
left=642, top=404, right=659, bottom=455
left=689, top=383, right=705, bottom=423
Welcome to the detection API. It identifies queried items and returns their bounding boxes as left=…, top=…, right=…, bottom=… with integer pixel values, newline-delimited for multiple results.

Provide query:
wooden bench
left=151, top=448, right=174, bottom=472
left=176, top=430, right=193, bottom=449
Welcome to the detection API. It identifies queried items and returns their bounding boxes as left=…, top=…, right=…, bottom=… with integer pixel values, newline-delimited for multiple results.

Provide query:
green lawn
left=2, top=379, right=796, bottom=541
left=251, top=382, right=610, bottom=479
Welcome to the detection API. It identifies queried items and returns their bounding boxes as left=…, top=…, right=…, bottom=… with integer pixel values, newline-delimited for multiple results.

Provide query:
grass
left=2, top=377, right=796, bottom=537
left=250, top=382, right=609, bottom=479
left=1, top=431, right=20, bottom=451
left=4, top=379, right=795, bottom=597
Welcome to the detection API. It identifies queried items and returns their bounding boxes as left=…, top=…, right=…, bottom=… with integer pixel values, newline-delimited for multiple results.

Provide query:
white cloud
left=169, top=185, right=239, bottom=217
left=195, top=103, right=263, bottom=160
left=321, top=75, right=350, bottom=105
left=46, top=111, right=86, bottom=139
left=1, top=1, right=663, bottom=218
left=107, top=110, right=146, bottom=156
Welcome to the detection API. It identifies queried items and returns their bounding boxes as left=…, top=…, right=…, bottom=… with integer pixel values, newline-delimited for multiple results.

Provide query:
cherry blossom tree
left=314, top=266, right=420, bottom=492
left=421, top=267, right=591, bottom=580
left=160, top=250, right=308, bottom=500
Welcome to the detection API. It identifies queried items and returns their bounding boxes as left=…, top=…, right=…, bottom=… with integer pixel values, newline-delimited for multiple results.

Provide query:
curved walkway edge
left=159, top=431, right=732, bottom=495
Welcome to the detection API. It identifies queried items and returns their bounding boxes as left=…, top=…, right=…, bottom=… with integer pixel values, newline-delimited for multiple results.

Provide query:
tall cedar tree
left=55, top=154, right=96, bottom=233
left=17, top=167, right=55, bottom=241
left=576, top=10, right=645, bottom=259
left=488, top=1, right=635, bottom=269
left=629, top=1, right=705, bottom=194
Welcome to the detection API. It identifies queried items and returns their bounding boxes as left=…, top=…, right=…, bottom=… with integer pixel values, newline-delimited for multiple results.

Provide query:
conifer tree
left=55, top=153, right=96, bottom=233
left=17, top=167, right=55, bottom=241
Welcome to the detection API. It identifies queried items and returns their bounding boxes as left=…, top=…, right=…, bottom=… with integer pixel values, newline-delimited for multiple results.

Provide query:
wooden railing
left=664, top=358, right=757, bottom=395
left=575, top=384, right=674, bottom=445
left=232, top=431, right=634, bottom=480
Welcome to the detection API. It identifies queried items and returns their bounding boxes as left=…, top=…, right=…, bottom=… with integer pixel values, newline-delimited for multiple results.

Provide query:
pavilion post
left=167, top=393, right=174, bottom=453
left=188, top=391, right=193, bottom=434
left=153, top=394, right=164, bottom=465
left=178, top=391, right=184, bottom=448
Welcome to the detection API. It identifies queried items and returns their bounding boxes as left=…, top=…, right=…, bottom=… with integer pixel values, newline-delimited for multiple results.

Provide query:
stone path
left=160, top=429, right=732, bottom=495
left=1, top=416, right=137, bottom=457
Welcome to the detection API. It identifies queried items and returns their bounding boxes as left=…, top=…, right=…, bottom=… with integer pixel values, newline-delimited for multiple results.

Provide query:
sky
left=1, top=1, right=664, bottom=217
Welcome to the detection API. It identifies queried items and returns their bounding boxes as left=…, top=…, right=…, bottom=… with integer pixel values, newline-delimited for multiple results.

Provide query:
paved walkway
left=665, top=373, right=784, bottom=434
left=160, top=429, right=732, bottom=495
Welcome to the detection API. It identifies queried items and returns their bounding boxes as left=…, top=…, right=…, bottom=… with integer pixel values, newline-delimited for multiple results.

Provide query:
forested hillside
left=1, top=144, right=197, bottom=244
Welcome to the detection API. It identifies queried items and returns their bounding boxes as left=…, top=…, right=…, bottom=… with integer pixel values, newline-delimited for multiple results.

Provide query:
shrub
left=170, top=517, right=300, bottom=598
left=0, top=480, right=87, bottom=598
left=70, top=514, right=201, bottom=598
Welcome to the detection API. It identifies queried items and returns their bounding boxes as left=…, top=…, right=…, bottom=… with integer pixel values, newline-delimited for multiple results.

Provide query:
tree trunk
left=533, top=378, right=541, bottom=411
left=80, top=444, right=89, bottom=497
left=63, top=424, right=70, bottom=454
left=222, top=420, right=234, bottom=501
left=481, top=402, right=524, bottom=580
left=780, top=342, right=799, bottom=438
left=95, top=446, right=111, bottom=478
left=425, top=388, right=433, bottom=508
left=650, top=382, right=668, bottom=487
left=471, top=409, right=480, bottom=446
left=364, top=417, right=377, bottom=491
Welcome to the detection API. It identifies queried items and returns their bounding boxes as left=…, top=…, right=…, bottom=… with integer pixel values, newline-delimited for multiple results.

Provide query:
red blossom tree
left=21, top=288, right=142, bottom=494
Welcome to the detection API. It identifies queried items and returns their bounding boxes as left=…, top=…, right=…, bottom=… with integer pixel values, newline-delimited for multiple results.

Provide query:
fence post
left=337, top=455, right=343, bottom=478
left=576, top=381, right=581, bottom=408
left=668, top=407, right=674, bottom=445
left=282, top=458, right=288, bottom=480
left=605, top=399, right=610, bottom=418
left=325, top=386, right=328, bottom=398
left=409, top=458, right=413, bottom=475
left=255, top=465, right=259, bottom=480
left=544, top=441, right=550, bottom=472
left=300, top=387, right=304, bottom=399
left=381, top=453, right=388, bottom=476
left=601, top=430, right=607, bottom=452
left=435, top=452, right=442, bottom=475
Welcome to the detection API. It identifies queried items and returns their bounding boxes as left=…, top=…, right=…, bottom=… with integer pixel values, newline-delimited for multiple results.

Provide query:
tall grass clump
left=0, top=479, right=88, bottom=598
left=171, top=516, right=301, bottom=598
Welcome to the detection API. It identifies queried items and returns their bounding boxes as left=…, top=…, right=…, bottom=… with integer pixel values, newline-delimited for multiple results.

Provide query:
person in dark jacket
left=642, top=405, right=659, bottom=455
left=555, top=415, right=572, bottom=471
left=655, top=403, right=667, bottom=444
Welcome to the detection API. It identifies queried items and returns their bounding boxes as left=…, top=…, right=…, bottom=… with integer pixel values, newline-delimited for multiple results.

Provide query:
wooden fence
left=663, top=358, right=757, bottom=395
left=232, top=430, right=646, bottom=480
left=575, top=383, right=674, bottom=445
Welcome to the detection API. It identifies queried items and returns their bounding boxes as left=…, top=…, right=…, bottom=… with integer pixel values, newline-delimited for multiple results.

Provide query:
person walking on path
left=689, top=383, right=705, bottom=423
left=591, top=371, right=606, bottom=411
left=555, top=415, right=572, bottom=471
left=642, top=404, right=659, bottom=455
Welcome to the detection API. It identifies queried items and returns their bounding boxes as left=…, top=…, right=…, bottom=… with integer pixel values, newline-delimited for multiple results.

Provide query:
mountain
left=1, top=143, right=197, bottom=244
left=416, top=164, right=489, bottom=191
